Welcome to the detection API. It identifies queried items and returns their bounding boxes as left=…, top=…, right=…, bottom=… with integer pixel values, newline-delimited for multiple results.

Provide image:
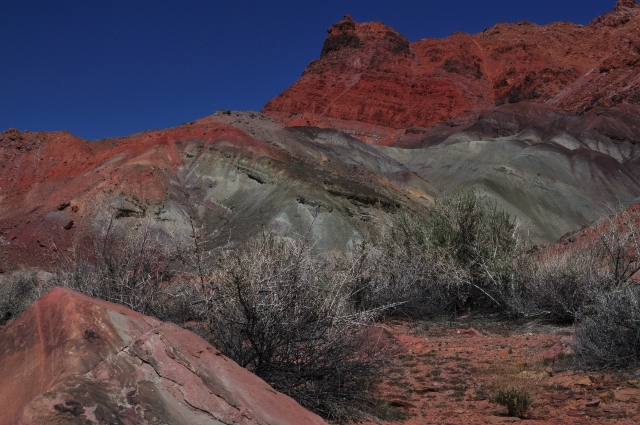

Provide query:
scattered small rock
left=549, top=392, right=571, bottom=401
left=575, top=376, right=592, bottom=386
left=613, top=388, right=640, bottom=402
left=457, top=327, right=483, bottom=337
left=517, top=370, right=548, bottom=380
left=542, top=339, right=574, bottom=362
left=603, top=406, right=627, bottom=418
left=417, top=384, right=441, bottom=393
left=585, top=398, right=600, bottom=408
left=389, top=400, right=416, bottom=408
left=599, top=390, right=613, bottom=400
left=360, top=326, right=408, bottom=355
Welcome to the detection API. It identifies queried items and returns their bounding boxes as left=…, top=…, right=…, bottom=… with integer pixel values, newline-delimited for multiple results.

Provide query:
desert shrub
left=363, top=211, right=448, bottom=317
left=492, top=388, right=532, bottom=417
left=46, top=210, right=388, bottom=421
left=372, top=400, right=410, bottom=421
left=368, top=189, right=521, bottom=318
left=203, top=234, right=385, bottom=421
left=487, top=361, right=540, bottom=418
left=428, top=189, right=519, bottom=311
left=504, top=247, right=606, bottom=323
left=571, top=210, right=640, bottom=368
left=574, top=286, right=640, bottom=369
left=505, top=207, right=640, bottom=324
left=52, top=217, right=201, bottom=324
left=0, top=270, right=53, bottom=325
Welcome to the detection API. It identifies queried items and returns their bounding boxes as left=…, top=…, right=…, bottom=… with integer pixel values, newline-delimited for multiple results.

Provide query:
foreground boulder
left=0, top=287, right=328, bottom=425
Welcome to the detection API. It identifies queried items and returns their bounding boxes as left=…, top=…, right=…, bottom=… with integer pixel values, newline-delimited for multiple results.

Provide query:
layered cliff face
left=3, top=105, right=640, bottom=270
left=264, top=1, right=640, bottom=143
left=0, top=113, right=433, bottom=269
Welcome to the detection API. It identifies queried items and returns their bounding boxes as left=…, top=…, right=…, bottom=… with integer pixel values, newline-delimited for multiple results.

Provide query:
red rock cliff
left=263, top=1, right=640, bottom=139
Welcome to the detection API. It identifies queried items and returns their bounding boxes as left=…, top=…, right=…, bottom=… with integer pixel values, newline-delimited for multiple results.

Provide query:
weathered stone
left=614, top=388, right=640, bottom=402
left=575, top=376, right=592, bottom=386
left=0, top=287, right=328, bottom=425
left=585, top=398, right=601, bottom=408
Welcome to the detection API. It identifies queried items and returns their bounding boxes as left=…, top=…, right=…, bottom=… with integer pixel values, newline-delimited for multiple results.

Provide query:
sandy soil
left=361, top=319, right=640, bottom=425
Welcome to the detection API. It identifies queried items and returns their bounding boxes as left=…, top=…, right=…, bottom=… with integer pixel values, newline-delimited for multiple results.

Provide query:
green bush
left=356, top=211, right=448, bottom=318
left=492, top=388, right=532, bottom=417
left=369, top=189, right=521, bottom=318
left=372, top=400, right=410, bottom=421
left=428, top=189, right=519, bottom=311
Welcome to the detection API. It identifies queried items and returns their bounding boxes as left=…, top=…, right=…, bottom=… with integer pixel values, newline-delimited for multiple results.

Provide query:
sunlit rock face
left=0, top=287, right=329, bottom=425
left=264, top=2, right=640, bottom=143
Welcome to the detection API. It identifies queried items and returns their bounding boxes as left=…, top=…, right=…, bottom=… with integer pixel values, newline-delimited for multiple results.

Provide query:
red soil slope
left=264, top=0, right=640, bottom=143
left=0, top=111, right=434, bottom=270
left=0, top=122, right=284, bottom=268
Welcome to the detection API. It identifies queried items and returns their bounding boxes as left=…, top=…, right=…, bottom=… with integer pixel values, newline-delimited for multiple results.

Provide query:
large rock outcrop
left=3, top=104, right=640, bottom=266
left=0, top=113, right=429, bottom=269
left=263, top=1, right=640, bottom=143
left=0, top=287, right=329, bottom=425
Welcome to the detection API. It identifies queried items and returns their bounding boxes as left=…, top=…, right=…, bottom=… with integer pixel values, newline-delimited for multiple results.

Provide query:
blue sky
left=0, top=1, right=615, bottom=140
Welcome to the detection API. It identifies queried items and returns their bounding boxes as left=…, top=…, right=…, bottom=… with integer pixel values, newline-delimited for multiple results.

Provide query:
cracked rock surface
left=0, top=287, right=328, bottom=425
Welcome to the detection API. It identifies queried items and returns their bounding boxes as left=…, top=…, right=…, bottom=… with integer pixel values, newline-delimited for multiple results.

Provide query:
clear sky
left=0, top=0, right=616, bottom=140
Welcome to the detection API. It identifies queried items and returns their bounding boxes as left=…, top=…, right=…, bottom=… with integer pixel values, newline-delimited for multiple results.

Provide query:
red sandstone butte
left=0, top=287, right=328, bottom=425
left=264, top=1, right=640, bottom=143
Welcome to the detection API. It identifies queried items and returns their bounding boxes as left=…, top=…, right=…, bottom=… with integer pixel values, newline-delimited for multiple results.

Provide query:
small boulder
left=575, top=376, right=592, bottom=386
left=614, top=388, right=640, bottom=402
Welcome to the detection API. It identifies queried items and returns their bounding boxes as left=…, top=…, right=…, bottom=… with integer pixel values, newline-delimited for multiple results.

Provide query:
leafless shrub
left=52, top=216, right=201, bottom=324
left=594, top=207, right=640, bottom=286
left=506, top=206, right=640, bottom=324
left=504, top=247, right=606, bottom=323
left=0, top=269, right=54, bottom=325
left=203, top=233, right=387, bottom=421
left=574, top=285, right=640, bottom=369
left=570, top=209, right=640, bottom=369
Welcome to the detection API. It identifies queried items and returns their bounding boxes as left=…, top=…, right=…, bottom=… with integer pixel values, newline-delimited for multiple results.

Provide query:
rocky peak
left=321, top=15, right=409, bottom=57
left=321, top=15, right=361, bottom=56
left=616, top=0, right=639, bottom=10
left=327, top=14, right=357, bottom=37
left=591, top=0, right=640, bottom=27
